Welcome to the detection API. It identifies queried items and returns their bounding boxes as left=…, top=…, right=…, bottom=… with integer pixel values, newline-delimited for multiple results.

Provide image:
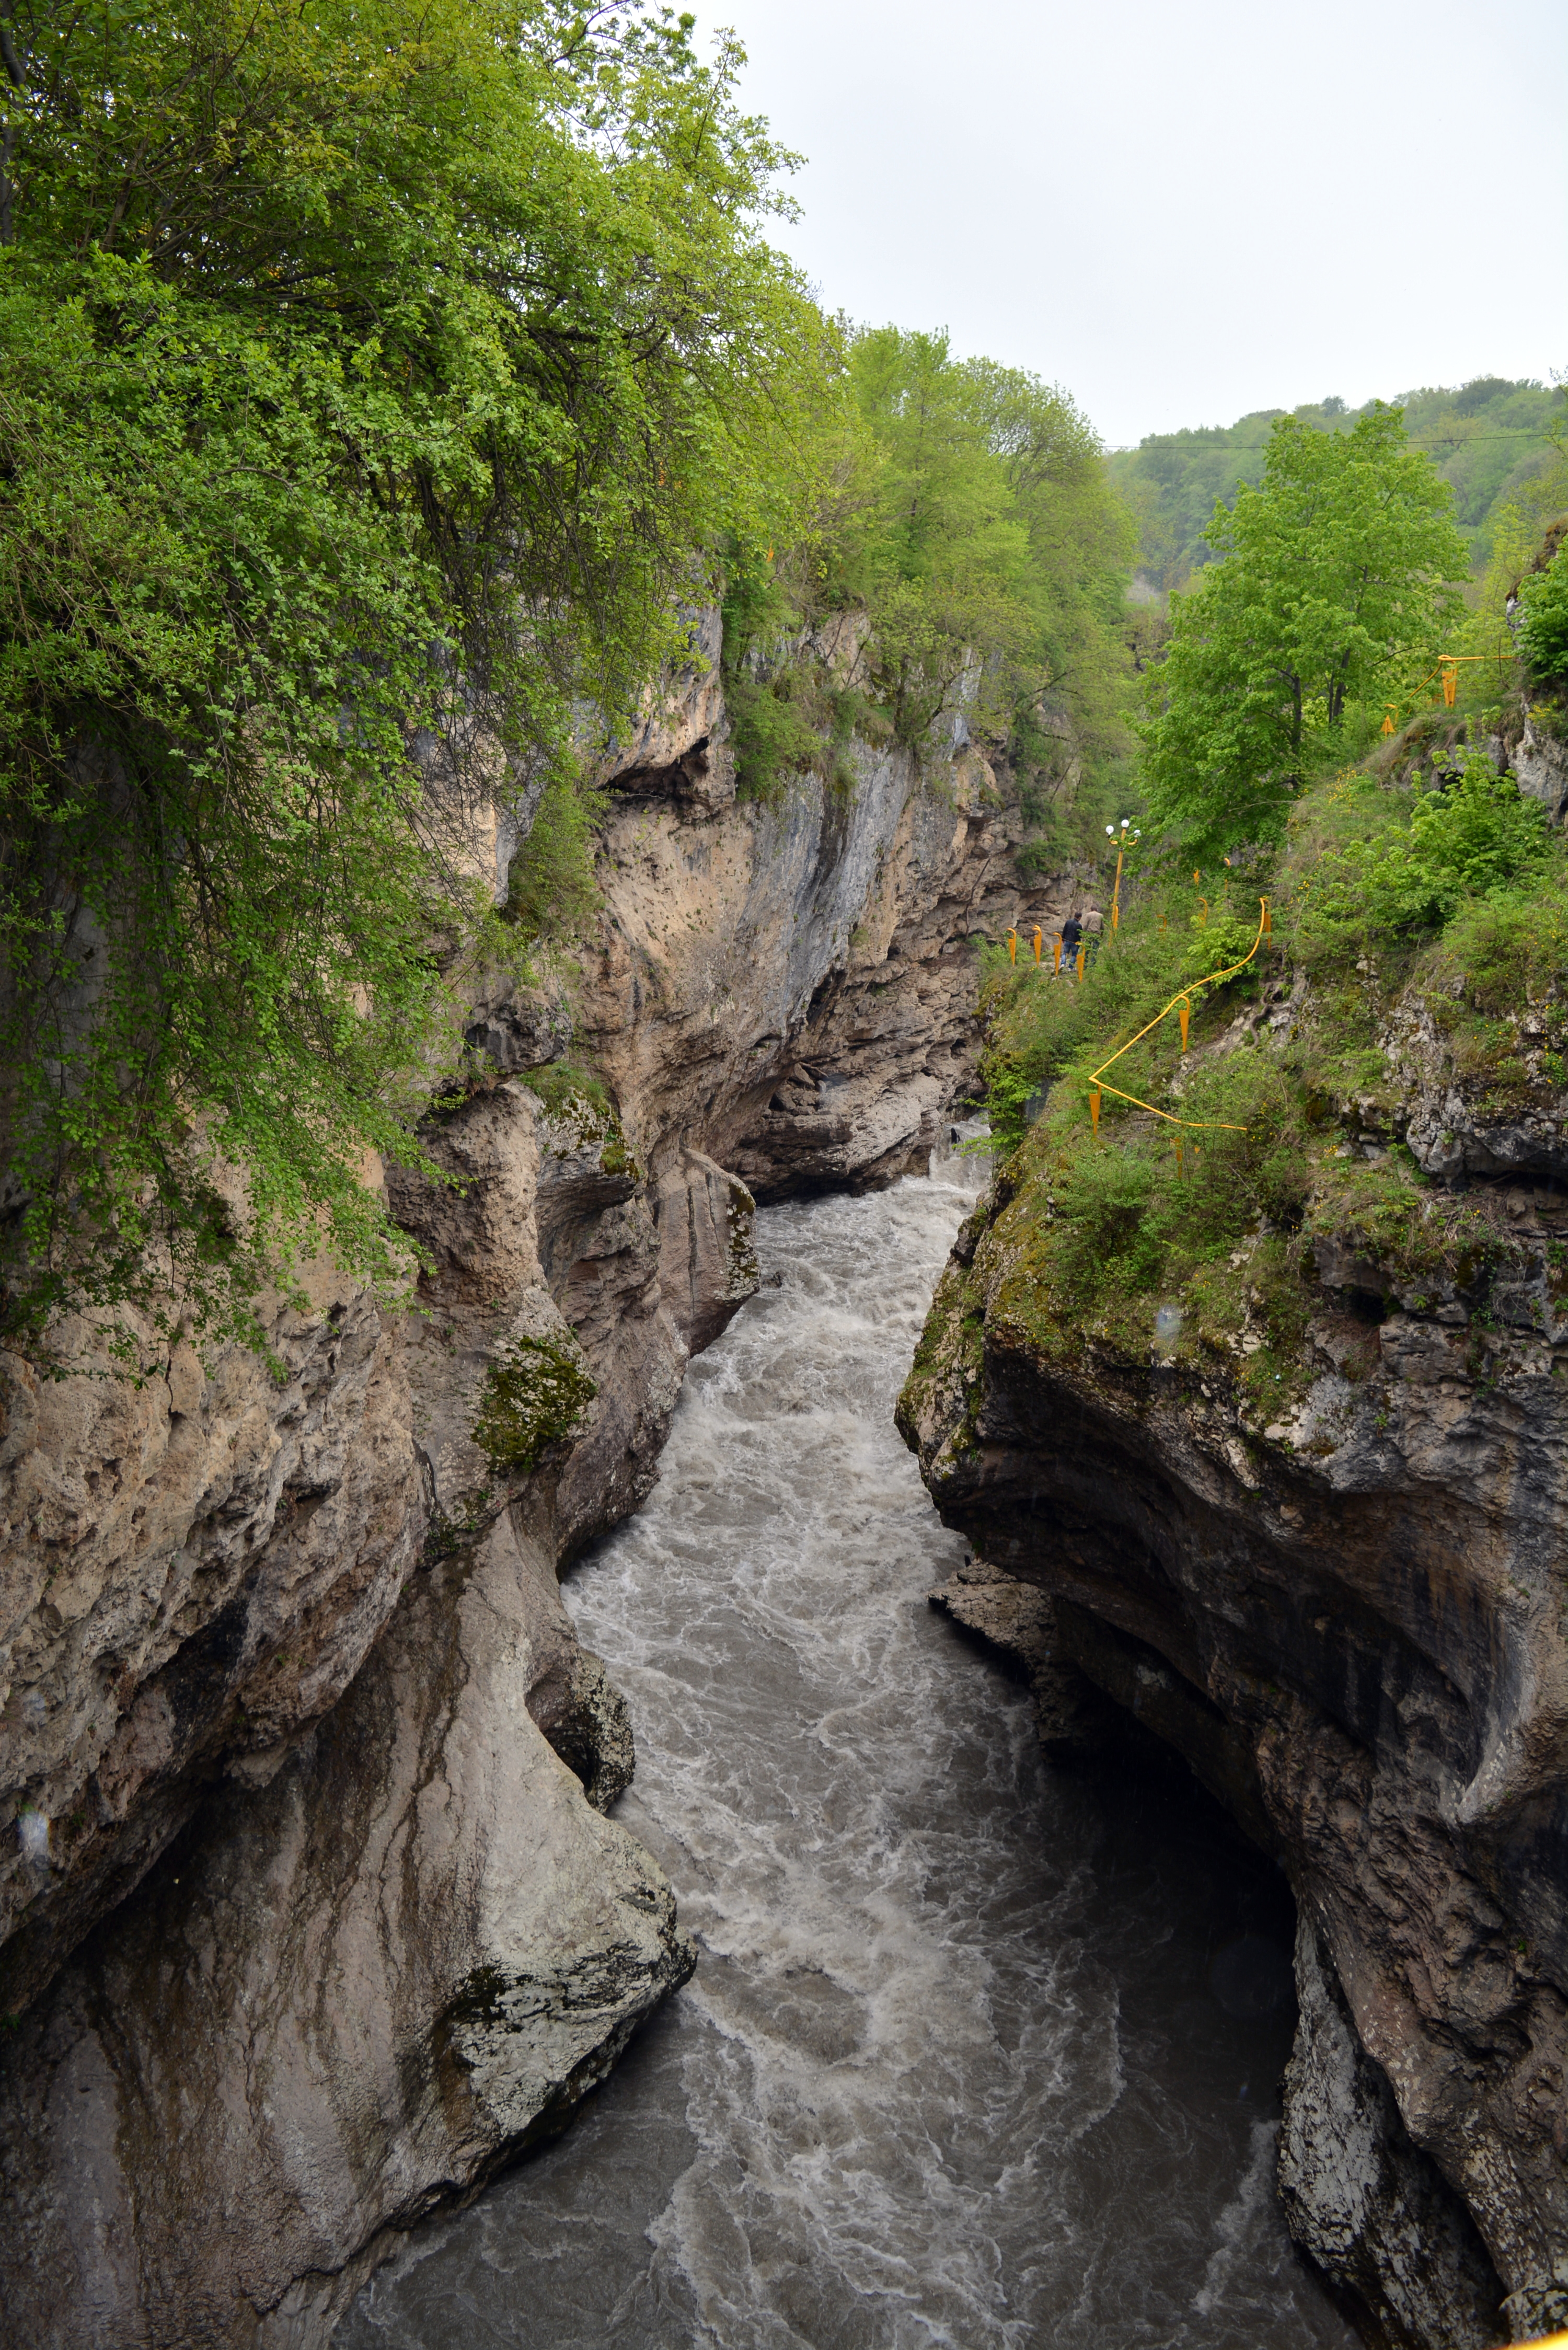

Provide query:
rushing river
left=341, top=1142, right=1356, bottom=2350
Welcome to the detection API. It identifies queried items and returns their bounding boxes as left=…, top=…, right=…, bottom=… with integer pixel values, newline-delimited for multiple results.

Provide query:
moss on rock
left=472, top=1334, right=597, bottom=1473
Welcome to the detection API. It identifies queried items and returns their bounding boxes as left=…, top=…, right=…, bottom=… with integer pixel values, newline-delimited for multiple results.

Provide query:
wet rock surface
left=0, top=1514, right=693, bottom=2350
left=1279, top=1916, right=1503, bottom=2350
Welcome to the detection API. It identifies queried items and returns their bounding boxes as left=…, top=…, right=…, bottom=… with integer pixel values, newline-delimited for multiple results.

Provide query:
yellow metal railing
left=1086, top=897, right=1271, bottom=1139
left=1380, top=644, right=1515, bottom=730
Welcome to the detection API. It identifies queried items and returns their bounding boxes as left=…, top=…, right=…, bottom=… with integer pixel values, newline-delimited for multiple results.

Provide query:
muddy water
left=340, top=1143, right=1355, bottom=2350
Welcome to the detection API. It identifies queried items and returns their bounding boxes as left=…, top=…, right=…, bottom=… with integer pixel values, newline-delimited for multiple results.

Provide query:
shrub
left=1294, top=755, right=1551, bottom=957
left=506, top=778, right=605, bottom=943
left=726, top=667, right=828, bottom=804
left=1517, top=545, right=1568, bottom=683
left=1181, top=911, right=1264, bottom=986
left=1430, top=887, right=1568, bottom=1012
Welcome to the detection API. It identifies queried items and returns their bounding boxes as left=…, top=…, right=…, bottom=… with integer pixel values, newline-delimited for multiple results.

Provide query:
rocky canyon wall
left=901, top=963, right=1568, bottom=2350
left=0, top=614, right=1057, bottom=2348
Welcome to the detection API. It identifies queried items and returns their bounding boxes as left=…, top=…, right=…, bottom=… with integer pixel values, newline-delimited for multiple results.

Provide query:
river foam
left=340, top=1142, right=1354, bottom=2349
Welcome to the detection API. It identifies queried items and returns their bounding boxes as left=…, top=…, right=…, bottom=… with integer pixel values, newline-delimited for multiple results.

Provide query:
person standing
left=1081, top=905, right=1104, bottom=967
left=1060, top=911, right=1082, bottom=974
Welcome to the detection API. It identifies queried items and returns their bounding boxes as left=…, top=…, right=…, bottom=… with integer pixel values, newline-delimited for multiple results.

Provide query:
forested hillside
left=1112, top=377, right=1565, bottom=588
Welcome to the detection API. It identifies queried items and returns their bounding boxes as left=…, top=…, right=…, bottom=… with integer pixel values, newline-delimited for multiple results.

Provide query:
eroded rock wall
left=0, top=616, right=1052, bottom=2346
left=900, top=1022, right=1568, bottom=2346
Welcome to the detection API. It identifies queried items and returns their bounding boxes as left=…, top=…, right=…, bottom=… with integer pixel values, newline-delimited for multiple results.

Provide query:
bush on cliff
left=1290, top=756, right=1551, bottom=952
left=1516, top=539, right=1568, bottom=683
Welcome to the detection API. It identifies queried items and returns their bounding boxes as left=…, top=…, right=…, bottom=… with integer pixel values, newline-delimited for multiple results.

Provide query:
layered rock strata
left=0, top=628, right=1056, bottom=2346
left=901, top=1041, right=1568, bottom=2347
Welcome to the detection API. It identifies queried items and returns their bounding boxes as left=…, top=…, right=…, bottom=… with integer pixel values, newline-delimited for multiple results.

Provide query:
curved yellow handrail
left=1383, top=643, right=1515, bottom=725
left=1087, top=898, right=1270, bottom=1135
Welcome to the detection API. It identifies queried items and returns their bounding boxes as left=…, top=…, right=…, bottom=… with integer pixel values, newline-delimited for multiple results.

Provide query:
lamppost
left=1105, top=817, right=1140, bottom=934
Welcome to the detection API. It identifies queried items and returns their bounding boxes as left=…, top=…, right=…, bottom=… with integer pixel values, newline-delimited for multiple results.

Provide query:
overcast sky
left=688, top=0, right=1568, bottom=450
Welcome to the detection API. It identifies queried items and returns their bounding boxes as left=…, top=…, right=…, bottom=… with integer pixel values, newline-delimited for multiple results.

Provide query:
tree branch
left=0, top=2, right=26, bottom=95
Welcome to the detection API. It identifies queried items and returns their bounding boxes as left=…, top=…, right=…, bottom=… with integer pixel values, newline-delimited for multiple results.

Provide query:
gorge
left=0, top=639, right=1057, bottom=2344
left=337, top=1144, right=1353, bottom=2350
left=4, top=7, right=1568, bottom=2341
left=7, top=612, right=1567, bottom=2349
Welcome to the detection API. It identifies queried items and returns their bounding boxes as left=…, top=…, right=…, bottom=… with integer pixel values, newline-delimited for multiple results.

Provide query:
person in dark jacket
left=1059, top=912, right=1082, bottom=973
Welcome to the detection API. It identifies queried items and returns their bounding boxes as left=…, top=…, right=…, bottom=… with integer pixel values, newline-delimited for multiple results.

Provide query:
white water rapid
left=340, top=1142, right=1356, bottom=2350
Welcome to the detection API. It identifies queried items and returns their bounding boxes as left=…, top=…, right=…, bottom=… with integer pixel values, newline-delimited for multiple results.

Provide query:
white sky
left=689, top=0, right=1568, bottom=449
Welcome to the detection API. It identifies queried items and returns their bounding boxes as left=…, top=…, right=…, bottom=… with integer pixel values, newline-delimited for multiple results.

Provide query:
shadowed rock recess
left=0, top=619, right=1056, bottom=2347
left=904, top=1017, right=1568, bottom=2348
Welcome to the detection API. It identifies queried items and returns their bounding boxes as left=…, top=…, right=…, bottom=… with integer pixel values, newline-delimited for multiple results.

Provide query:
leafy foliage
left=840, top=330, right=1135, bottom=765
left=1294, top=757, right=1551, bottom=947
left=1139, top=409, right=1469, bottom=855
left=1516, top=542, right=1568, bottom=683
left=0, top=0, right=826, bottom=1363
left=718, top=330, right=1137, bottom=821
left=504, top=778, right=606, bottom=944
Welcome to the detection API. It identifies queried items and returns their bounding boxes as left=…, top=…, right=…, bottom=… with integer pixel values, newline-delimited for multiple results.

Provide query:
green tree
left=718, top=328, right=1135, bottom=821
left=1139, top=408, right=1469, bottom=853
left=831, top=328, right=1133, bottom=758
left=0, top=0, right=828, bottom=1364
left=1110, top=377, right=1566, bottom=585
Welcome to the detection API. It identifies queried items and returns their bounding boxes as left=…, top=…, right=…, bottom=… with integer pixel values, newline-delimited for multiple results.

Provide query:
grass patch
left=518, top=1061, right=641, bottom=1178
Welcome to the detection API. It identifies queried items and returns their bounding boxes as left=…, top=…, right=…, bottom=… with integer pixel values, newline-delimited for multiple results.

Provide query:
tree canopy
left=844, top=328, right=1134, bottom=756
left=0, top=0, right=827, bottom=1363
left=721, top=326, right=1136, bottom=824
left=1138, top=408, right=1469, bottom=855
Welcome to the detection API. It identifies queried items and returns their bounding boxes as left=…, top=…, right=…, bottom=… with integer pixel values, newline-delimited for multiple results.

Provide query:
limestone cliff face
left=901, top=1014, right=1568, bottom=2348
left=0, top=615, right=1050, bottom=2347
